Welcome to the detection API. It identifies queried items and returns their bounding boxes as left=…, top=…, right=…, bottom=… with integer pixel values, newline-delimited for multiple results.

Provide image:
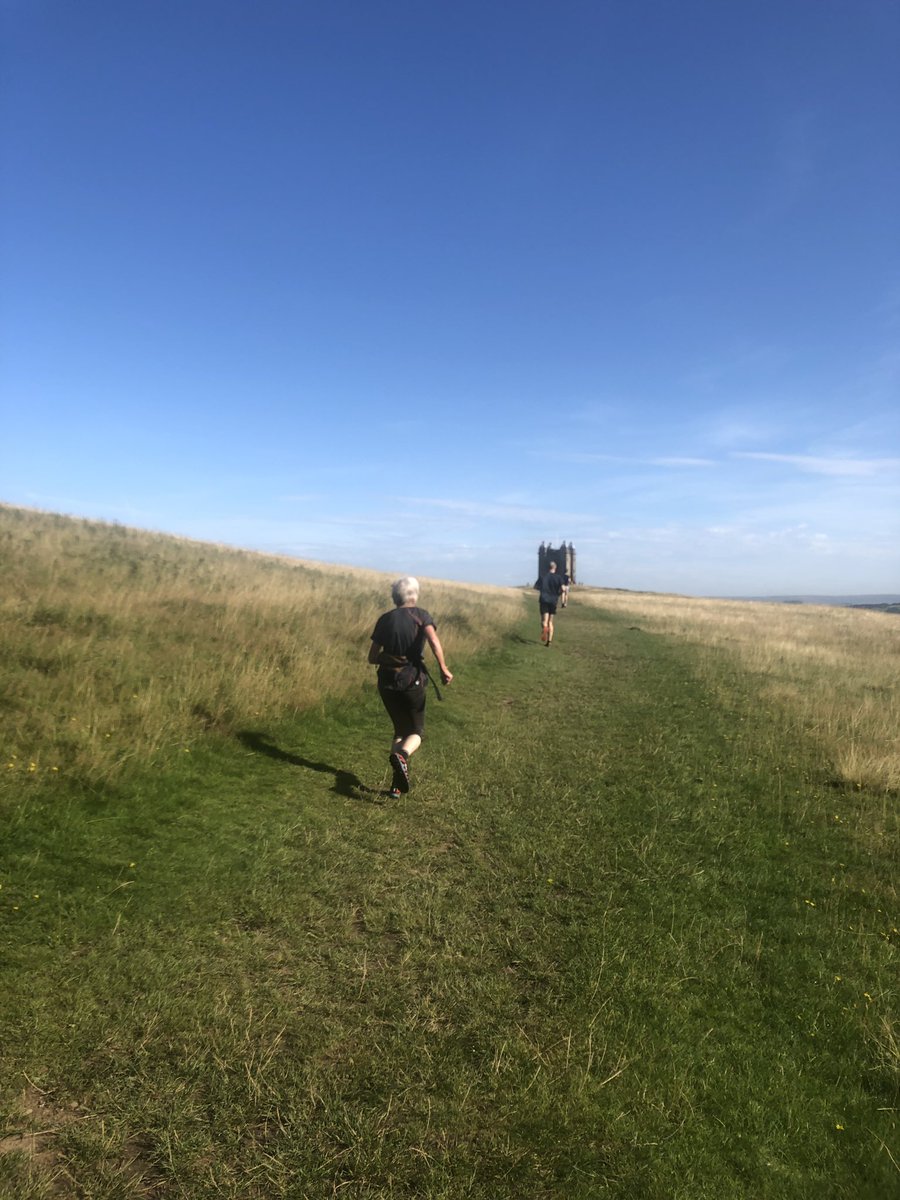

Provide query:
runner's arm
left=424, top=625, right=453, bottom=684
left=367, top=640, right=382, bottom=665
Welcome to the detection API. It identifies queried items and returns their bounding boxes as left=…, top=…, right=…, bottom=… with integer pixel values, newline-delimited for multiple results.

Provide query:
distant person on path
left=561, top=572, right=571, bottom=607
left=534, top=561, right=564, bottom=645
left=368, top=577, right=453, bottom=798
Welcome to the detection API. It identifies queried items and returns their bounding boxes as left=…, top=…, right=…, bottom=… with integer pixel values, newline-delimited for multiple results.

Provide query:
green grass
left=1, top=599, right=897, bottom=1197
left=0, top=503, right=521, bottom=785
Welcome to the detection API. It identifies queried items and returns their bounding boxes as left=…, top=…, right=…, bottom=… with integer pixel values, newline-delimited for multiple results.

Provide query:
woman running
left=368, top=577, right=453, bottom=798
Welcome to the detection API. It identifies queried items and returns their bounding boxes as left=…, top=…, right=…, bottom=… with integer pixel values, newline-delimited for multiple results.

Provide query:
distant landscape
left=1, top=503, right=897, bottom=1199
left=740, top=594, right=900, bottom=611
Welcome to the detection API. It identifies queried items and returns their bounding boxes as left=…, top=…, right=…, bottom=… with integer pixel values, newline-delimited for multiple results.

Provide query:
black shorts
left=539, top=600, right=558, bottom=615
left=379, top=682, right=426, bottom=738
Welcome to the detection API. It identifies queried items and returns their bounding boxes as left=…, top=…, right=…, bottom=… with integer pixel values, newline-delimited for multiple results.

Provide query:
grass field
left=1, top=509, right=897, bottom=1197
left=578, top=588, right=900, bottom=795
left=1, top=504, right=520, bottom=785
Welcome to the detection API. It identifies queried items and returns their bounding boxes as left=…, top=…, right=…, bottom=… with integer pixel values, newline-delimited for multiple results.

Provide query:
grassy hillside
left=0, top=504, right=521, bottom=786
left=1, top=507, right=896, bottom=1198
left=578, top=587, right=900, bottom=794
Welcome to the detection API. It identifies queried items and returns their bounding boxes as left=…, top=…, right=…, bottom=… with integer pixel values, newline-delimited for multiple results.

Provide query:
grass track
left=2, top=599, right=897, bottom=1197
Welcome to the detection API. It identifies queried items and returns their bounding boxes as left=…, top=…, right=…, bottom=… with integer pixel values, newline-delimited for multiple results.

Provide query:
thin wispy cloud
left=534, top=451, right=716, bottom=469
left=699, top=409, right=793, bottom=451
left=681, top=343, right=789, bottom=396
left=651, top=457, right=717, bottom=468
left=733, top=452, right=900, bottom=477
left=414, top=497, right=602, bottom=525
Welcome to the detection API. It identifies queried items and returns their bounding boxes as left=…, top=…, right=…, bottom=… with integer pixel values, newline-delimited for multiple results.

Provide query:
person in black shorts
left=534, top=560, right=564, bottom=646
left=368, top=576, right=453, bottom=798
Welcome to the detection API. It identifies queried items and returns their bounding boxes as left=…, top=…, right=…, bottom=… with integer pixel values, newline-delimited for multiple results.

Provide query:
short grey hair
left=391, top=576, right=419, bottom=606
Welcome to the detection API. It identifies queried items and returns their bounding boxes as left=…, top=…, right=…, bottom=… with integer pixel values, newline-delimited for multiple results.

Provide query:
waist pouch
left=379, top=659, right=424, bottom=691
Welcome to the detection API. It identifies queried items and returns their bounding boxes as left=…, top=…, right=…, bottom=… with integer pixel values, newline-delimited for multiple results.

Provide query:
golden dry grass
left=1, top=504, right=524, bottom=784
left=578, top=587, right=900, bottom=793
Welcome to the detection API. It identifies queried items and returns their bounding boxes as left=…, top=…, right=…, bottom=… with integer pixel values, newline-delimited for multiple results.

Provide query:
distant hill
left=742, top=594, right=900, bottom=612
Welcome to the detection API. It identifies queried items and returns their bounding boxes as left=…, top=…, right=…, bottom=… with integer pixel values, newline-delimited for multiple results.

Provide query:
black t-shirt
left=536, top=573, right=564, bottom=604
left=371, top=606, right=435, bottom=664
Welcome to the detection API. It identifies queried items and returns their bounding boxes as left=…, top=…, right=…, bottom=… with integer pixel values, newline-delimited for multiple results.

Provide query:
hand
left=441, top=670, right=453, bottom=685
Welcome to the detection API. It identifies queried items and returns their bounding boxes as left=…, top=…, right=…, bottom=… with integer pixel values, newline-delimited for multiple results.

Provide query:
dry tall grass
left=579, top=588, right=900, bottom=793
left=1, top=504, right=524, bottom=785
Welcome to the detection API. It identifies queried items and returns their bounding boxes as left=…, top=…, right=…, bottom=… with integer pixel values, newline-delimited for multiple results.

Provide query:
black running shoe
left=389, top=750, right=410, bottom=794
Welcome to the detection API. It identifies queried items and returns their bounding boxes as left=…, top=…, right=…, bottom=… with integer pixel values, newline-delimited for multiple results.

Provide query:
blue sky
left=3, top=1, right=898, bottom=595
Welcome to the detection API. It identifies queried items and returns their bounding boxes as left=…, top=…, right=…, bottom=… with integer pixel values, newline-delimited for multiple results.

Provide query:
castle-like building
left=537, top=541, right=576, bottom=583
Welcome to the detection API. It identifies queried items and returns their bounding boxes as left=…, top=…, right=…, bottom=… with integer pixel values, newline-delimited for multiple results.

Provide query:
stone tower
left=537, top=541, right=576, bottom=583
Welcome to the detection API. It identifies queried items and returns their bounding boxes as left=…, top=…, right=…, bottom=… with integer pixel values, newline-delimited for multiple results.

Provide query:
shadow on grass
left=237, top=731, right=385, bottom=803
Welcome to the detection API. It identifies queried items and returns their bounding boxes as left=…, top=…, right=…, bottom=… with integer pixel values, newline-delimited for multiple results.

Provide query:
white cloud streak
left=733, top=452, right=900, bottom=477
left=534, top=451, right=717, bottom=469
left=413, top=497, right=603, bottom=524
